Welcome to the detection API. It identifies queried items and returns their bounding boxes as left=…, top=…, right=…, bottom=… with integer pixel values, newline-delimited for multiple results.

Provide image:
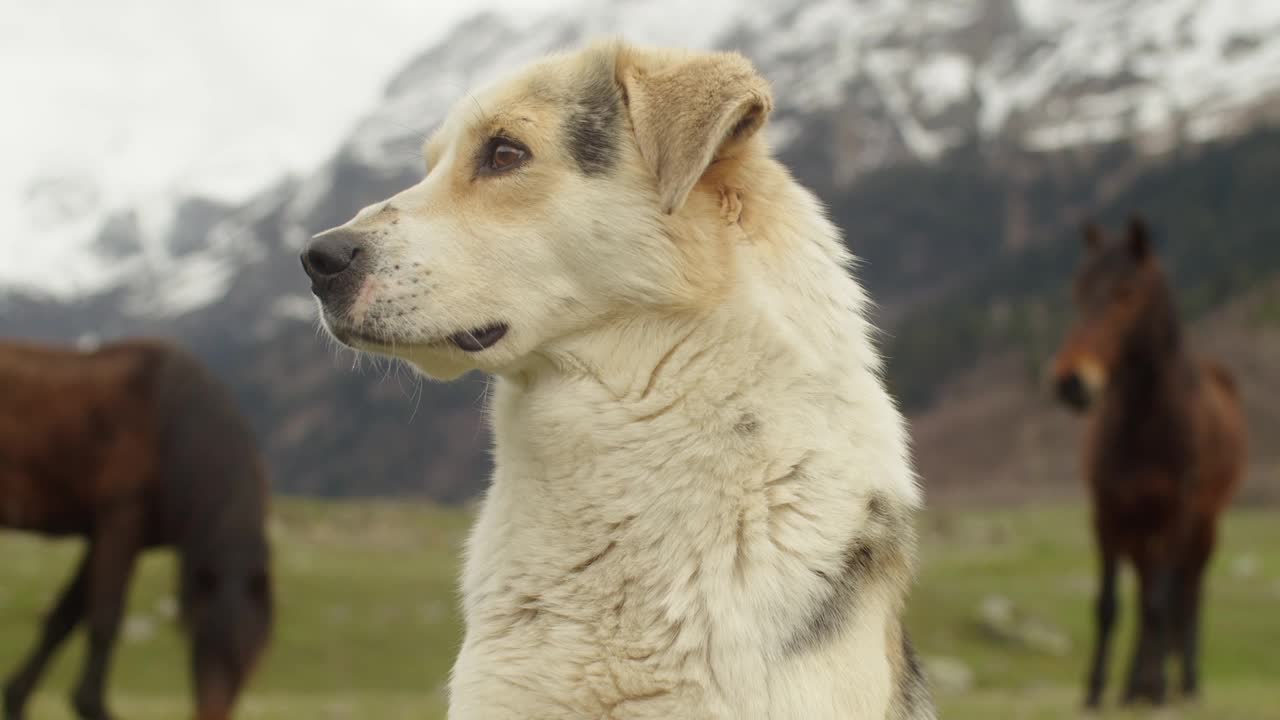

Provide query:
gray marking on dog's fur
left=734, top=413, right=759, bottom=436
left=889, top=632, right=936, bottom=720
left=783, top=537, right=875, bottom=656
left=783, top=492, right=914, bottom=657
left=569, top=540, right=617, bottom=574
left=867, top=491, right=891, bottom=523
left=563, top=62, right=621, bottom=176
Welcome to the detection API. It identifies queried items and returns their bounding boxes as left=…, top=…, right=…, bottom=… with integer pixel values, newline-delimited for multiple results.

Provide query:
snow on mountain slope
left=328, top=0, right=1280, bottom=211
left=5, top=0, right=1280, bottom=310
left=0, top=0, right=567, bottom=299
left=992, top=0, right=1280, bottom=149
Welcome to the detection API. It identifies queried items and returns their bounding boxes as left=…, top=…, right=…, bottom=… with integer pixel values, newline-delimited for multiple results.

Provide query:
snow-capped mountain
left=5, top=0, right=1279, bottom=309
left=323, top=0, right=1280, bottom=220
left=4, top=0, right=1280, bottom=499
left=10, top=0, right=1280, bottom=311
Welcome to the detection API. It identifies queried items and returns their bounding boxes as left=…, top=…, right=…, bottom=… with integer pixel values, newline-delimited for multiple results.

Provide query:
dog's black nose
left=301, top=227, right=370, bottom=309
left=1055, top=373, right=1091, bottom=412
left=301, top=228, right=363, bottom=280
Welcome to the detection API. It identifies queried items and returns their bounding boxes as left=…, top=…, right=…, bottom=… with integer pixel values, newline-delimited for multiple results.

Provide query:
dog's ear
left=617, top=46, right=772, bottom=214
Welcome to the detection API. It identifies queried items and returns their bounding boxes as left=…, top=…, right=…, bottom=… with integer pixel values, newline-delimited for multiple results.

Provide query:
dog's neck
left=518, top=308, right=744, bottom=400
left=492, top=170, right=892, bottom=494
left=512, top=158, right=879, bottom=401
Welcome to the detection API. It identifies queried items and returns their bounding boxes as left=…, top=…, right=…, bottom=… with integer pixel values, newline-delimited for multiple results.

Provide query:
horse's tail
left=149, top=343, right=274, bottom=716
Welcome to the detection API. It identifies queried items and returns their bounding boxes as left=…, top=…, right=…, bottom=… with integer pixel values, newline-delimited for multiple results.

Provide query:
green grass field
left=2, top=502, right=1276, bottom=719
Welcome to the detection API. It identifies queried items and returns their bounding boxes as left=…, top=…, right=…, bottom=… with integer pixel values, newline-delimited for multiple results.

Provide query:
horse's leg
left=1084, top=541, right=1119, bottom=709
left=1123, top=549, right=1173, bottom=705
left=71, top=510, right=143, bottom=720
left=1173, top=523, right=1215, bottom=701
left=3, top=552, right=90, bottom=720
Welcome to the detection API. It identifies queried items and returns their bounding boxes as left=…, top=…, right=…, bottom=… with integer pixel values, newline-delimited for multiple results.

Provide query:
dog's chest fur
left=448, top=307, right=923, bottom=719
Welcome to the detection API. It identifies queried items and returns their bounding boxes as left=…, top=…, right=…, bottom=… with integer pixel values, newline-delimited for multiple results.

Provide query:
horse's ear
left=1082, top=222, right=1103, bottom=250
left=617, top=45, right=772, bottom=214
left=1127, top=216, right=1150, bottom=260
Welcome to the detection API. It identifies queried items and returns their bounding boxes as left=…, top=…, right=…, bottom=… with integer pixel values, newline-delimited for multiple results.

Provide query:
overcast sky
left=0, top=0, right=569, bottom=249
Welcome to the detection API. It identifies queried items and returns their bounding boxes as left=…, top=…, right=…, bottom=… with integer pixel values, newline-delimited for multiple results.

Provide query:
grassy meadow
left=2, top=501, right=1277, bottom=719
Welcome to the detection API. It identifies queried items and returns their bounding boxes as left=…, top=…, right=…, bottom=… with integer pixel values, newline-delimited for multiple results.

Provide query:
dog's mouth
left=447, top=323, right=509, bottom=353
left=331, top=322, right=509, bottom=354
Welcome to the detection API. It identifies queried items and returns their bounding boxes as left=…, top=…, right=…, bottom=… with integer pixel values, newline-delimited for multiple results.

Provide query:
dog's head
left=301, top=41, right=773, bottom=379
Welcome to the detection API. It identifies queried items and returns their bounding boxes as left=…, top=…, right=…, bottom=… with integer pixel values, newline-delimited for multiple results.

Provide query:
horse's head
left=1051, top=217, right=1170, bottom=412
left=182, top=540, right=273, bottom=720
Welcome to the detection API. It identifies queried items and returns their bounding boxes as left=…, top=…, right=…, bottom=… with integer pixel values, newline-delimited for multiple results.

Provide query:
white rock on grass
left=978, top=594, right=1015, bottom=628
left=1231, top=553, right=1260, bottom=580
left=976, top=593, right=1071, bottom=657
left=124, top=614, right=156, bottom=643
left=922, top=655, right=975, bottom=694
left=155, top=595, right=179, bottom=620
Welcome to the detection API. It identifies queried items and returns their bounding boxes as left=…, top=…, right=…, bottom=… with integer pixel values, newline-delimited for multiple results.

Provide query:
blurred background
left=2, top=0, right=1278, bottom=718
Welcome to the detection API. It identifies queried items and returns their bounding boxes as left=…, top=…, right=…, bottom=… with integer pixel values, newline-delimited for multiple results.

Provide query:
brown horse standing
left=0, top=339, right=273, bottom=720
left=1051, top=218, right=1245, bottom=708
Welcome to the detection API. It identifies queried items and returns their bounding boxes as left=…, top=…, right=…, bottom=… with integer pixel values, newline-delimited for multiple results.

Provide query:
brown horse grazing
left=1051, top=217, right=1245, bottom=708
left=0, top=339, right=273, bottom=720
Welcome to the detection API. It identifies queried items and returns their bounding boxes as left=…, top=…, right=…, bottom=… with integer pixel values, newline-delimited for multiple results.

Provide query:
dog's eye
left=483, top=139, right=528, bottom=174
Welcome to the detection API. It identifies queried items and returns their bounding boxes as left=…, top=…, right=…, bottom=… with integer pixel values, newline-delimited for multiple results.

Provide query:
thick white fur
left=312, top=41, right=930, bottom=719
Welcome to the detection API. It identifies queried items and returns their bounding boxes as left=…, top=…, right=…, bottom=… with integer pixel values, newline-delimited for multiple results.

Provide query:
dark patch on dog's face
left=734, top=412, right=759, bottom=436
left=563, top=61, right=621, bottom=176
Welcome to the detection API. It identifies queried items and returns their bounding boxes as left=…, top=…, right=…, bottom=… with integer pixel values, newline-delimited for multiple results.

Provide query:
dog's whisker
left=410, top=373, right=426, bottom=423
left=381, top=118, right=434, bottom=146
left=463, top=90, right=489, bottom=130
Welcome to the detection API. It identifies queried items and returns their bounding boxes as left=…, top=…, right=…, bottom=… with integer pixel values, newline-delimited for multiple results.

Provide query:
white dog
left=302, top=39, right=934, bottom=720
